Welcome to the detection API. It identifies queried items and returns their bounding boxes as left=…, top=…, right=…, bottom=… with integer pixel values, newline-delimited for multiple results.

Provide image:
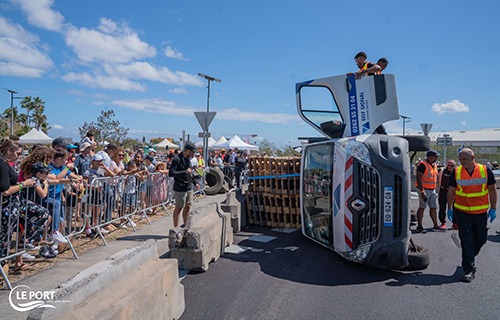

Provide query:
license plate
left=383, top=187, right=393, bottom=226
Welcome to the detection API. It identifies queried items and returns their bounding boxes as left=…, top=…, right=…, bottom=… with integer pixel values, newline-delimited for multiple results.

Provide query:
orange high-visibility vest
left=358, top=62, right=369, bottom=73
left=453, top=164, right=490, bottom=214
left=415, top=161, right=438, bottom=190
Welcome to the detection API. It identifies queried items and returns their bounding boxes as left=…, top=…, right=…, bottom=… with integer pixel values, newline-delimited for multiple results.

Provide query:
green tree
left=79, top=110, right=128, bottom=145
left=276, top=144, right=301, bottom=157
left=258, top=138, right=277, bottom=155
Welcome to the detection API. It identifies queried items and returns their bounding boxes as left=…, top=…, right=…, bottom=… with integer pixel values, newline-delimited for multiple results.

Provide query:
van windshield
left=302, top=143, right=333, bottom=246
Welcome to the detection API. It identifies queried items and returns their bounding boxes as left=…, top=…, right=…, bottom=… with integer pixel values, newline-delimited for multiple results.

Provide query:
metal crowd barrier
left=0, top=172, right=173, bottom=290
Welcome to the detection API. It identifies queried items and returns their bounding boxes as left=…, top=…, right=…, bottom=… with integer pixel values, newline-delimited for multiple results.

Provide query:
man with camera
left=169, top=142, right=200, bottom=228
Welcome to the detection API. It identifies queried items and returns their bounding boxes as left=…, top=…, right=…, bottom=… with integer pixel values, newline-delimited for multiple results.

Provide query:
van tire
left=404, top=244, right=430, bottom=270
left=205, top=167, right=224, bottom=195
left=397, top=135, right=431, bottom=152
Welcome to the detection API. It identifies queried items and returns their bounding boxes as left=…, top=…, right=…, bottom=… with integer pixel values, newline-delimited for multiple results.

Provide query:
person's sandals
left=12, top=262, right=34, bottom=273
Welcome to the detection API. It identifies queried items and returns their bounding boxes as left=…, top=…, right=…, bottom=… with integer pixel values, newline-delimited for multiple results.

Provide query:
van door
left=296, top=74, right=400, bottom=138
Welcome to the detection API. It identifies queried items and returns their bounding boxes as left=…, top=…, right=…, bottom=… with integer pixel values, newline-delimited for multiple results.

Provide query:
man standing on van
left=447, top=148, right=497, bottom=282
left=415, top=150, right=442, bottom=232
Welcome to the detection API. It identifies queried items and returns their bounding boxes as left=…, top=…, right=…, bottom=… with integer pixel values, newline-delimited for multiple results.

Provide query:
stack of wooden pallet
left=245, top=156, right=301, bottom=228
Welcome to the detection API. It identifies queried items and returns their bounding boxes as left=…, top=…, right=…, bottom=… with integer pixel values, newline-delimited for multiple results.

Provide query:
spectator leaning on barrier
left=74, top=142, right=94, bottom=175
left=447, top=148, right=497, bottom=283
left=0, top=139, right=38, bottom=270
left=83, top=153, right=116, bottom=236
left=148, top=148, right=157, bottom=166
left=96, top=144, right=118, bottom=230
left=169, top=142, right=199, bottom=228
left=46, top=150, right=80, bottom=245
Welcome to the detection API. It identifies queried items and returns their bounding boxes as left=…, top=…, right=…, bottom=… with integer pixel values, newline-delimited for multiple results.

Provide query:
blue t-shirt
left=48, top=164, right=70, bottom=200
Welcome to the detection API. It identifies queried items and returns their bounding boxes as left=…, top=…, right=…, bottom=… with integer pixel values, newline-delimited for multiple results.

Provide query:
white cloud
left=68, top=89, right=83, bottom=96
left=64, top=18, right=156, bottom=64
left=52, top=124, right=64, bottom=129
left=461, top=120, right=467, bottom=126
left=13, top=0, right=64, bottom=32
left=0, top=17, right=53, bottom=77
left=103, top=62, right=203, bottom=86
left=111, top=98, right=301, bottom=125
left=164, top=46, right=187, bottom=61
left=431, top=100, right=469, bottom=115
left=112, top=98, right=195, bottom=116
left=62, top=72, right=146, bottom=92
left=169, top=88, right=187, bottom=94
left=216, top=108, right=301, bottom=124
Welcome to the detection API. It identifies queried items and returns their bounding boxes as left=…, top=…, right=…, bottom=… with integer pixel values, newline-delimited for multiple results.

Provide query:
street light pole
left=400, top=115, right=411, bottom=136
left=3, top=88, right=22, bottom=136
left=198, top=73, right=221, bottom=163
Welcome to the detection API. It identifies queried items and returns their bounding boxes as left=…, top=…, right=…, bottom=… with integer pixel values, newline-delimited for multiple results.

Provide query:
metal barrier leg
left=0, top=263, right=12, bottom=290
left=95, top=228, right=107, bottom=246
left=65, top=236, right=79, bottom=259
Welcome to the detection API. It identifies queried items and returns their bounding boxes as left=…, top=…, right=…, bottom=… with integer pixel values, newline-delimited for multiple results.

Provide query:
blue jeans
left=45, top=198, right=65, bottom=232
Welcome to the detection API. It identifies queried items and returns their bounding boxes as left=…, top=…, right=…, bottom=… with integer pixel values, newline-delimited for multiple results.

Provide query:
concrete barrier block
left=169, top=202, right=233, bottom=271
left=27, top=240, right=184, bottom=320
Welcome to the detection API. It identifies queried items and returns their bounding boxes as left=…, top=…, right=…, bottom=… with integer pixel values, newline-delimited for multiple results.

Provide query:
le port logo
left=9, top=285, right=60, bottom=312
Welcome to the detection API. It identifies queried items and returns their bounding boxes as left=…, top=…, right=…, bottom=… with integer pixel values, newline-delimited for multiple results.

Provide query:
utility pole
left=3, top=88, right=23, bottom=136
left=197, top=73, right=221, bottom=163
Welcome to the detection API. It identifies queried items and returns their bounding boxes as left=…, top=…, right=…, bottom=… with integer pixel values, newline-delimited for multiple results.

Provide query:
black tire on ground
left=397, top=135, right=431, bottom=152
left=205, top=167, right=224, bottom=195
left=405, top=244, right=430, bottom=270
left=220, top=176, right=231, bottom=193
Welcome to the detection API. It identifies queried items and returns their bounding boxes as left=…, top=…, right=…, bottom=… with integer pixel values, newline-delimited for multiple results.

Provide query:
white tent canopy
left=212, top=135, right=259, bottom=151
left=214, top=136, right=228, bottom=145
left=195, top=137, right=217, bottom=148
left=19, top=128, right=53, bottom=145
left=154, top=138, right=179, bottom=149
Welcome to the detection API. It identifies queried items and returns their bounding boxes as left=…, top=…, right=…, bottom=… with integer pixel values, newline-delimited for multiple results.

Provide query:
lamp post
left=198, top=73, right=221, bottom=163
left=3, top=88, right=23, bottom=136
left=400, top=115, right=411, bottom=136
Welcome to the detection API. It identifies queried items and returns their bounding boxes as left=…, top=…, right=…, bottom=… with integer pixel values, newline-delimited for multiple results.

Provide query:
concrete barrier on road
left=28, top=240, right=184, bottom=320
left=220, top=189, right=247, bottom=233
left=169, top=202, right=233, bottom=271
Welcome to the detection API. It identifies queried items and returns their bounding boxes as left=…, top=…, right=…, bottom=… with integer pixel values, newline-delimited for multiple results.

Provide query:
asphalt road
left=181, top=191, right=500, bottom=320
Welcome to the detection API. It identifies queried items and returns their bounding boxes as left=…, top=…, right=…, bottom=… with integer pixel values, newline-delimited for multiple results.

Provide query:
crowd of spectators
left=0, top=131, right=251, bottom=276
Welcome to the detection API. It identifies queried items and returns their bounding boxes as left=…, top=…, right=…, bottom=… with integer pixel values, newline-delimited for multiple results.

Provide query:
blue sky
left=1, top=0, right=499, bottom=147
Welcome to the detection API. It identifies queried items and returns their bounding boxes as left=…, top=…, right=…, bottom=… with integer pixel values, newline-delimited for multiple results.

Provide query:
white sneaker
left=52, top=231, right=68, bottom=244
left=22, top=252, right=36, bottom=261
left=99, top=228, right=110, bottom=235
left=50, top=243, right=59, bottom=256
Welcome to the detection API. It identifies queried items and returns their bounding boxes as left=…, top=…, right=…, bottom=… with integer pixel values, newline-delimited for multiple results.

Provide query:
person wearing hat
left=446, top=148, right=497, bottom=282
left=148, top=148, right=157, bottom=165
left=415, top=150, right=442, bottom=233
left=74, top=142, right=95, bottom=175
left=168, top=142, right=199, bottom=228
left=349, top=51, right=381, bottom=80
left=82, top=153, right=116, bottom=236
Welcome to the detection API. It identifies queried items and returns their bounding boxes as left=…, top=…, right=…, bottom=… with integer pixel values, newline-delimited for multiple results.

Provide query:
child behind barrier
left=82, top=153, right=115, bottom=237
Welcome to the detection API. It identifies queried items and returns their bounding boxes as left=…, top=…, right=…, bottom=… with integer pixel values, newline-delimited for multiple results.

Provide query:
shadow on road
left=487, top=233, right=500, bottom=243
left=116, top=234, right=168, bottom=241
left=223, top=226, right=461, bottom=287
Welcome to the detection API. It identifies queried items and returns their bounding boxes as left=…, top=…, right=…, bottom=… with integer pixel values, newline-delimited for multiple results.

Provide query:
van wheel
left=404, top=244, right=430, bottom=270
left=205, top=167, right=224, bottom=195
left=397, top=135, right=431, bottom=152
